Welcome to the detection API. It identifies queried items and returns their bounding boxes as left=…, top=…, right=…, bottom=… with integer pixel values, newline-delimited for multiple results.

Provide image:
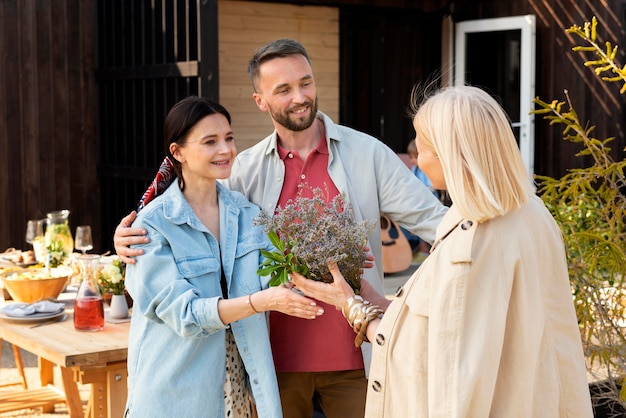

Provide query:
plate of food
left=0, top=248, right=37, bottom=267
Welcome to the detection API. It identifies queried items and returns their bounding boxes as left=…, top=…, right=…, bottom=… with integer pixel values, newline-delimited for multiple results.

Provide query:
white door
left=455, top=15, right=536, bottom=176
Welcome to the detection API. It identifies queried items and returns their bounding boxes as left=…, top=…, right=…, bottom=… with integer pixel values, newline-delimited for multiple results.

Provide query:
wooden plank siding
left=95, top=0, right=218, bottom=251
left=1, top=0, right=624, bottom=254
left=218, top=0, right=339, bottom=150
left=451, top=0, right=626, bottom=177
left=0, top=0, right=99, bottom=252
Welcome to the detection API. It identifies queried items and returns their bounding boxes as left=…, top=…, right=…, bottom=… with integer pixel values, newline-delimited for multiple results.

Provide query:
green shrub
left=533, top=17, right=626, bottom=408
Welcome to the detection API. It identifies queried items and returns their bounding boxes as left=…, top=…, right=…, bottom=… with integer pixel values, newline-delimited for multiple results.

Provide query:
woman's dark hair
left=164, top=96, right=231, bottom=189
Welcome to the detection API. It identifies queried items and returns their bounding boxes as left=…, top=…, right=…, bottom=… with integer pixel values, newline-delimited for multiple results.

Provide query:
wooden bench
left=1, top=338, right=68, bottom=414
left=0, top=385, right=67, bottom=413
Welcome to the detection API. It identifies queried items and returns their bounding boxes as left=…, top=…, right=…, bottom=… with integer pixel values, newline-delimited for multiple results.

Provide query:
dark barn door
left=96, top=0, right=218, bottom=249
left=340, top=7, right=443, bottom=154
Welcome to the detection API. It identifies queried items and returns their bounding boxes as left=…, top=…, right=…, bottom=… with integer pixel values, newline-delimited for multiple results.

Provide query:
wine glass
left=75, top=225, right=94, bottom=254
left=25, top=219, right=44, bottom=245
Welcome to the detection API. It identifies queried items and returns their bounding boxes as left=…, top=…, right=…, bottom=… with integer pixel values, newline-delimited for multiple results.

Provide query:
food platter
left=0, top=249, right=37, bottom=267
left=6, top=260, right=38, bottom=268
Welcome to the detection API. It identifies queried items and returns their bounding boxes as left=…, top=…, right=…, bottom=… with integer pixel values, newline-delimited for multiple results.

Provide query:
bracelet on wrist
left=342, top=295, right=384, bottom=347
left=247, top=294, right=260, bottom=314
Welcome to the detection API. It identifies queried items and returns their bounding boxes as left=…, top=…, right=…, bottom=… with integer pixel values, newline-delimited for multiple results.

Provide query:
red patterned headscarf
left=136, top=157, right=177, bottom=212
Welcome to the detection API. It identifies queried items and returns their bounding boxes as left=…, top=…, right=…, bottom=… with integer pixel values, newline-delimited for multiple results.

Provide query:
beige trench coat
left=365, top=196, right=593, bottom=417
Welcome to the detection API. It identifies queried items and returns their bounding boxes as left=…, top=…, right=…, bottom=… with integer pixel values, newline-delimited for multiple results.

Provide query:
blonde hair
left=410, top=85, right=535, bottom=221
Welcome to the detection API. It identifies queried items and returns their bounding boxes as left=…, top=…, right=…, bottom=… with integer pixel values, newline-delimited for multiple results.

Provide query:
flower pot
left=103, top=289, right=133, bottom=309
left=109, top=294, right=129, bottom=319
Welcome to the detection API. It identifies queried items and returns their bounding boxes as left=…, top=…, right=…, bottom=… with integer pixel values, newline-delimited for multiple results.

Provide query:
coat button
left=375, top=334, right=385, bottom=345
left=461, top=220, right=474, bottom=230
left=395, top=286, right=403, bottom=297
left=371, top=381, right=382, bottom=392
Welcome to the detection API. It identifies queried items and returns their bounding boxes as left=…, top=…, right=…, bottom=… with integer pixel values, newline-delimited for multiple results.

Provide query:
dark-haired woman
left=124, top=96, right=322, bottom=418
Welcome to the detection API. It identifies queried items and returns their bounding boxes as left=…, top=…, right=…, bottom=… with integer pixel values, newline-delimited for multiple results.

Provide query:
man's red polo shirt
left=270, top=135, right=364, bottom=372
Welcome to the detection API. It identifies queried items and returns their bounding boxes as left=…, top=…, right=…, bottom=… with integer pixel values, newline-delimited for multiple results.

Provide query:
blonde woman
left=292, top=86, right=593, bottom=417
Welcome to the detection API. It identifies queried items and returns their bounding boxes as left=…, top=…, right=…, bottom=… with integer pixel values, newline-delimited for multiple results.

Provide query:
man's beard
left=269, top=98, right=318, bottom=131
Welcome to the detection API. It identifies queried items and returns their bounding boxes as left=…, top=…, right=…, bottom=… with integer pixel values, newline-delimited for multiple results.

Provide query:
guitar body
left=380, top=214, right=413, bottom=274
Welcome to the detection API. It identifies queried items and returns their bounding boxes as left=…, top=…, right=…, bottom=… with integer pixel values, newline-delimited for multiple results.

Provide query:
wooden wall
left=0, top=0, right=99, bottom=252
left=95, top=0, right=216, bottom=254
left=220, top=0, right=626, bottom=177
left=1, top=0, right=624, bottom=253
left=218, top=0, right=340, bottom=150
left=452, top=0, right=626, bottom=177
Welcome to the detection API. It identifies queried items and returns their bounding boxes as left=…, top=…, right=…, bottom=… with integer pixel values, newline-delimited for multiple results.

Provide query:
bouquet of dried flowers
left=97, top=256, right=126, bottom=295
left=254, top=186, right=376, bottom=294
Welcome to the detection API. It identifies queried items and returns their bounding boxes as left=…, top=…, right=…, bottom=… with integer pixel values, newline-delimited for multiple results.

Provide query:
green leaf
left=269, top=274, right=283, bottom=287
left=257, top=265, right=280, bottom=277
left=294, top=263, right=309, bottom=276
left=261, top=249, right=287, bottom=262
left=267, top=230, right=284, bottom=252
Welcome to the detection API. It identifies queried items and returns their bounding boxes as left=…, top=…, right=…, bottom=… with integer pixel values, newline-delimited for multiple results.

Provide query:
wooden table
left=0, top=296, right=129, bottom=418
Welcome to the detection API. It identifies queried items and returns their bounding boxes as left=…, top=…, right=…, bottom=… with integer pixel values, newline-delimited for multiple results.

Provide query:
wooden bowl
left=1, top=267, right=72, bottom=303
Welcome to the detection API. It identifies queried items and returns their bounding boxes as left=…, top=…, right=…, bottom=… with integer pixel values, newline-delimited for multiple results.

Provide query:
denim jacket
left=124, top=182, right=281, bottom=418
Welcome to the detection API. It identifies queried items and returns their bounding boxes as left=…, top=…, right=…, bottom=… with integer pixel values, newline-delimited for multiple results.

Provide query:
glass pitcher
left=74, top=254, right=104, bottom=331
left=44, top=210, right=74, bottom=265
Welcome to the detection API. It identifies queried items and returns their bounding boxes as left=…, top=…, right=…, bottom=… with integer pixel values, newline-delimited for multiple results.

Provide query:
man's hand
left=290, top=260, right=355, bottom=310
left=291, top=260, right=391, bottom=312
left=362, top=245, right=375, bottom=270
left=113, top=211, right=150, bottom=264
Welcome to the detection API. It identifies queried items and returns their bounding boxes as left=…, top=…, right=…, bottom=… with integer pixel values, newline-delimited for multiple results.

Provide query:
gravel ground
left=0, top=340, right=90, bottom=417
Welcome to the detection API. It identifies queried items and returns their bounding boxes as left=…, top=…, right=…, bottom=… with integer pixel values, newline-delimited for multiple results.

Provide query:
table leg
left=80, top=371, right=107, bottom=418
left=11, top=344, right=28, bottom=389
left=39, top=357, right=54, bottom=385
left=60, top=366, right=85, bottom=418
left=76, top=361, right=127, bottom=418
left=39, top=357, right=55, bottom=413
left=39, top=357, right=85, bottom=417
left=106, top=365, right=127, bottom=418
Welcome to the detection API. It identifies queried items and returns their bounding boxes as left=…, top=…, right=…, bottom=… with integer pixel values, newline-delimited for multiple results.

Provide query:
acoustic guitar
left=380, top=214, right=412, bottom=274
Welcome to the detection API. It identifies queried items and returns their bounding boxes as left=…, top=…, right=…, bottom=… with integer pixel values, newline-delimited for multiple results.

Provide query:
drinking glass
left=75, top=226, right=94, bottom=254
left=25, top=219, right=44, bottom=245
left=26, top=219, right=47, bottom=263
